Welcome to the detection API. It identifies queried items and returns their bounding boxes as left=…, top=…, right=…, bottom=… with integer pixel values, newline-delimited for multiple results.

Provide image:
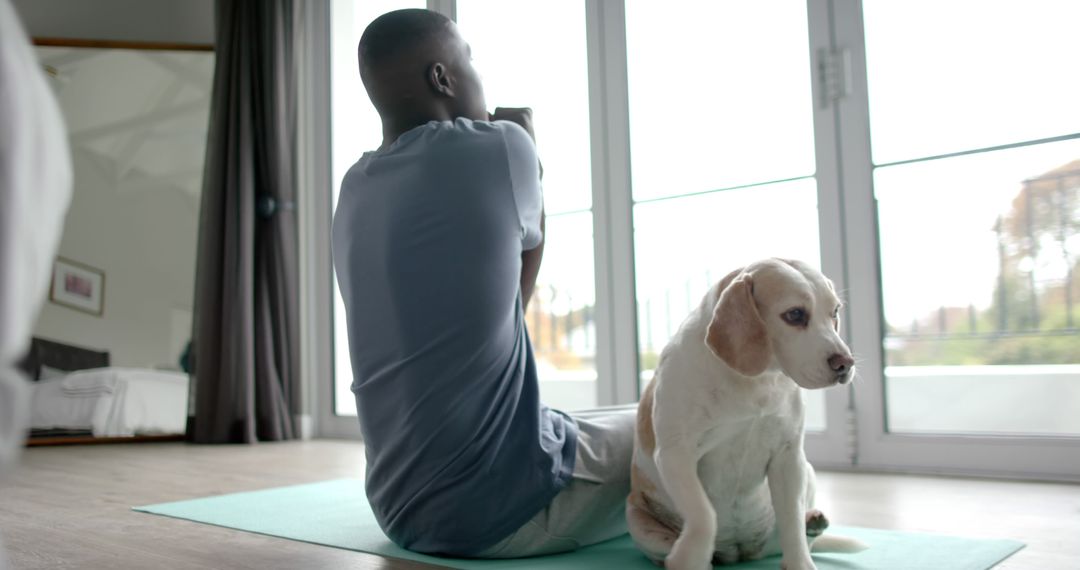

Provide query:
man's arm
left=520, top=210, right=544, bottom=311
left=491, top=107, right=545, bottom=311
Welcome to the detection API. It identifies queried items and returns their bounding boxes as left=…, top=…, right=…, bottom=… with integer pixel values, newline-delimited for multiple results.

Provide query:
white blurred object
left=0, top=0, right=74, bottom=567
left=0, top=1, right=73, bottom=368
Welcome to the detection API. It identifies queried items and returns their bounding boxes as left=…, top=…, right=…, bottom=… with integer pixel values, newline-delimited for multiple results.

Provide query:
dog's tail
left=811, top=534, right=869, bottom=553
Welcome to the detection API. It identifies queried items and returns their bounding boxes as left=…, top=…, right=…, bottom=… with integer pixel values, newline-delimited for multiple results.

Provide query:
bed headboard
left=16, top=337, right=110, bottom=381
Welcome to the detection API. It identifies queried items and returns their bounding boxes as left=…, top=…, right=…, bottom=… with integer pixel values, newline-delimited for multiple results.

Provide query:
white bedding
left=30, top=367, right=189, bottom=437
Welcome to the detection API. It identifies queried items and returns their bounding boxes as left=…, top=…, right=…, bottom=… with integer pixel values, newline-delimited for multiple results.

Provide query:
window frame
left=300, top=0, right=1080, bottom=481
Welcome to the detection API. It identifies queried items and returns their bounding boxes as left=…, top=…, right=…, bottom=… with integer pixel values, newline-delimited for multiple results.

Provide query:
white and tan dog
left=627, top=259, right=865, bottom=570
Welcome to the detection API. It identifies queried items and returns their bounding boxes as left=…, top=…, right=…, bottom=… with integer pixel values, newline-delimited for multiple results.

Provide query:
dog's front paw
left=664, top=534, right=712, bottom=570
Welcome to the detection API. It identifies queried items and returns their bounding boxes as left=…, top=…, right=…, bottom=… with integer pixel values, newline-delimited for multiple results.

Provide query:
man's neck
left=380, top=110, right=454, bottom=149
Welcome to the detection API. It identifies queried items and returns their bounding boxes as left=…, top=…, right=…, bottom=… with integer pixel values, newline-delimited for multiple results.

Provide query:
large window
left=315, top=0, right=1080, bottom=479
left=864, top=0, right=1080, bottom=437
left=330, top=0, right=425, bottom=416
left=330, top=0, right=597, bottom=414
left=457, top=0, right=597, bottom=411
left=625, top=0, right=826, bottom=430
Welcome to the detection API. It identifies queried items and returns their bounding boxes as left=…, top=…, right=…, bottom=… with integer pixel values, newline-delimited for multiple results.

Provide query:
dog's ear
left=705, top=275, right=771, bottom=376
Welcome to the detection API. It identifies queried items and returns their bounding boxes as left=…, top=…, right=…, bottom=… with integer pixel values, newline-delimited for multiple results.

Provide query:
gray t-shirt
left=331, top=118, right=578, bottom=555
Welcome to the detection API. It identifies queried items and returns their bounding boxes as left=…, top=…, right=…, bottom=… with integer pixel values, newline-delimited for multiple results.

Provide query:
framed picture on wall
left=50, top=258, right=105, bottom=316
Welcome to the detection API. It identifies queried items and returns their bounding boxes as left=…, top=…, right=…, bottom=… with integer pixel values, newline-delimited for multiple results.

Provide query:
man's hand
left=491, top=107, right=536, bottom=143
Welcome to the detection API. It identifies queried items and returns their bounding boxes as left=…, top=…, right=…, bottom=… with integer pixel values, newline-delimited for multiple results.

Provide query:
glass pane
left=331, top=0, right=425, bottom=416
left=803, top=390, right=826, bottom=432
left=526, top=212, right=598, bottom=411
left=457, top=2, right=598, bottom=410
left=633, top=179, right=824, bottom=428
left=456, top=0, right=592, bottom=215
left=877, top=140, right=1080, bottom=436
left=625, top=0, right=815, bottom=202
left=864, top=0, right=1080, bottom=164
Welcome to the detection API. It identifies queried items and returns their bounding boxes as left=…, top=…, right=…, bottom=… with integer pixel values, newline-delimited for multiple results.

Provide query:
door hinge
left=818, top=47, right=852, bottom=109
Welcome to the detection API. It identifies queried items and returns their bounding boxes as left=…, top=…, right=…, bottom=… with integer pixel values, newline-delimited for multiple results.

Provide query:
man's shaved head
left=357, top=9, right=487, bottom=145
left=358, top=9, right=452, bottom=75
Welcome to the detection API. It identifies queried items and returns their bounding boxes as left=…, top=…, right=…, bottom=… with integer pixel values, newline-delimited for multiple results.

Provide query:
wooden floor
left=1, top=441, right=1077, bottom=569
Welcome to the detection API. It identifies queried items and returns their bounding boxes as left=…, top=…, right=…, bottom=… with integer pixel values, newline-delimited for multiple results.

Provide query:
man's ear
left=428, top=62, right=454, bottom=97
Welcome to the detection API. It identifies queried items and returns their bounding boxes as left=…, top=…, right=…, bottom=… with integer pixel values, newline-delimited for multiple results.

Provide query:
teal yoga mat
left=134, top=479, right=1023, bottom=569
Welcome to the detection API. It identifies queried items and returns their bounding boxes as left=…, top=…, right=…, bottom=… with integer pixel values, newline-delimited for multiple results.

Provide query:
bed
left=18, top=337, right=189, bottom=445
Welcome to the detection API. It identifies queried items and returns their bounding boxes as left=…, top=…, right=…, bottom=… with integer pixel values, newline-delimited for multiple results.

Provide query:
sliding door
left=328, top=0, right=425, bottom=418
left=311, top=0, right=1080, bottom=480
left=623, top=0, right=848, bottom=463
left=456, top=0, right=598, bottom=411
left=836, top=0, right=1080, bottom=479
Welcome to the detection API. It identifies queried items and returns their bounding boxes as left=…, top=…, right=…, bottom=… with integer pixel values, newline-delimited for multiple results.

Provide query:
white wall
left=11, top=0, right=214, bottom=45
left=16, top=0, right=212, bottom=368
left=34, top=150, right=200, bottom=369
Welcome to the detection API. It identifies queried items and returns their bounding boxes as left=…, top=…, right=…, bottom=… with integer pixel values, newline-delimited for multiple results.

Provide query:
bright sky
left=329, top=0, right=1080, bottom=410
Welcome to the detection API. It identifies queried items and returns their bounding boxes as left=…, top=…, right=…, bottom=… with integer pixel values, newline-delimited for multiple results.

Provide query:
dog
left=627, top=258, right=865, bottom=570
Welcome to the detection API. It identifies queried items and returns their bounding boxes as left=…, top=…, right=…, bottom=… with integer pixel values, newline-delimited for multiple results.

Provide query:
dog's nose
left=828, top=353, right=854, bottom=374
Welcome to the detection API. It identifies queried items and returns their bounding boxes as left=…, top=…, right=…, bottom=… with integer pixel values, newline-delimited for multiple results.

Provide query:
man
left=0, top=1, right=74, bottom=567
left=332, top=8, right=634, bottom=558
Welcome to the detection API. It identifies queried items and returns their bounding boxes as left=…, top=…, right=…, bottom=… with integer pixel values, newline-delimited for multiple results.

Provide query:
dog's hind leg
left=627, top=496, right=679, bottom=566
left=802, top=461, right=818, bottom=510
left=804, top=509, right=828, bottom=538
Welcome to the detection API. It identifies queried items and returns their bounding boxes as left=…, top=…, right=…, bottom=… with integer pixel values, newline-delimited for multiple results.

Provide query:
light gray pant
left=476, top=405, right=637, bottom=558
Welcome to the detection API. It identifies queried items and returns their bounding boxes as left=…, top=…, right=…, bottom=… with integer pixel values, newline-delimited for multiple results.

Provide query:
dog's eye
left=782, top=308, right=808, bottom=327
left=832, top=306, right=841, bottom=319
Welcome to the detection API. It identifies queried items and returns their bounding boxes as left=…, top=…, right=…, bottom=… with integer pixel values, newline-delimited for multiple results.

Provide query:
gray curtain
left=190, top=0, right=299, bottom=443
